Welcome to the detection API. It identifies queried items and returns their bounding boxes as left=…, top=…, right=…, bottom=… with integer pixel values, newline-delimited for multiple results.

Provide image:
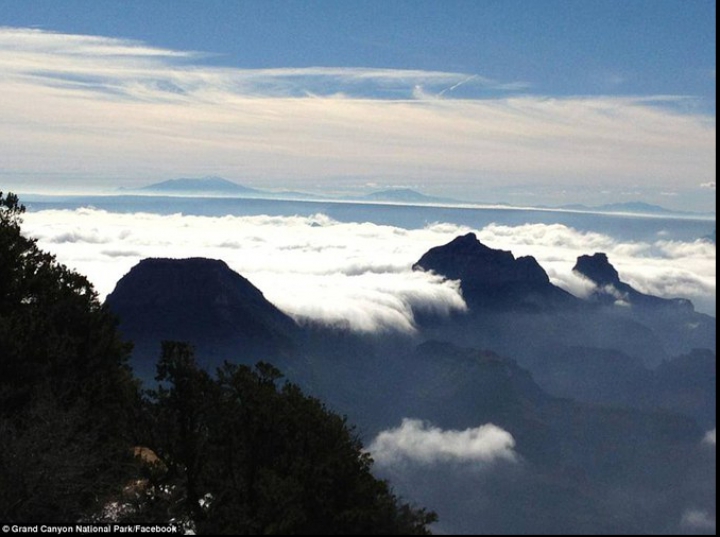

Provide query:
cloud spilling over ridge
left=0, top=26, right=715, bottom=207
left=368, top=419, right=517, bottom=465
left=475, top=223, right=716, bottom=315
left=22, top=209, right=716, bottom=333
left=23, top=209, right=470, bottom=333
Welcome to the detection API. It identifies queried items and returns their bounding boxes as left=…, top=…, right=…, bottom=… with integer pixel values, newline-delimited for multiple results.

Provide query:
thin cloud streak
left=0, top=27, right=715, bottom=202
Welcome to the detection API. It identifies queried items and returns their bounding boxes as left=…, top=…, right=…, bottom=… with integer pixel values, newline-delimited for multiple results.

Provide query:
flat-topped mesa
left=105, top=257, right=299, bottom=378
left=107, top=257, right=283, bottom=312
left=413, top=233, right=572, bottom=310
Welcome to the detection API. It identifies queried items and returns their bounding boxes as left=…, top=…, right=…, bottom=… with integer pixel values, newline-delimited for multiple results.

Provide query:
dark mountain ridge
left=103, top=236, right=716, bottom=535
left=105, top=257, right=300, bottom=379
left=573, top=252, right=715, bottom=355
left=574, top=252, right=692, bottom=310
left=412, top=232, right=575, bottom=311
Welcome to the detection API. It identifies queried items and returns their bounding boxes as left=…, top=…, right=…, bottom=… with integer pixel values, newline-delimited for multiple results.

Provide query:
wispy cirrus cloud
left=0, top=26, right=715, bottom=208
left=0, top=26, right=196, bottom=58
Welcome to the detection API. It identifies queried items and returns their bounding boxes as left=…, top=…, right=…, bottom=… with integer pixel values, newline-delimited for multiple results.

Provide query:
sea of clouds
left=23, top=208, right=716, bottom=332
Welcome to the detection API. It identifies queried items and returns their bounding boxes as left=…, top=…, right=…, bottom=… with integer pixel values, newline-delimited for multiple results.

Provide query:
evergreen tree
left=0, top=191, right=137, bottom=522
left=139, top=342, right=436, bottom=534
left=0, top=192, right=436, bottom=532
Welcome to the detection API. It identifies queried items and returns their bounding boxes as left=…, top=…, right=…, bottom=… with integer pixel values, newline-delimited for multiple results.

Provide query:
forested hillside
left=0, top=191, right=435, bottom=534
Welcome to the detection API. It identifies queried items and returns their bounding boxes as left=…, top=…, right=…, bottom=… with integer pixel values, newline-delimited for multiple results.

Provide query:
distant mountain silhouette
left=106, top=258, right=300, bottom=380
left=139, top=176, right=262, bottom=195
left=133, top=176, right=332, bottom=201
left=394, top=341, right=548, bottom=429
left=559, top=201, right=674, bottom=214
left=555, top=200, right=714, bottom=217
left=360, top=188, right=455, bottom=204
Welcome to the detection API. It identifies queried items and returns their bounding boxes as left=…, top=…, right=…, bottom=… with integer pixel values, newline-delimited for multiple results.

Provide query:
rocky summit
left=412, top=232, right=574, bottom=310
left=573, top=253, right=622, bottom=287
left=573, top=252, right=693, bottom=310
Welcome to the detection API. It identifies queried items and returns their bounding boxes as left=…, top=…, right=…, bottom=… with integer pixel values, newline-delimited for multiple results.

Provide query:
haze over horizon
left=1, top=0, right=716, bottom=212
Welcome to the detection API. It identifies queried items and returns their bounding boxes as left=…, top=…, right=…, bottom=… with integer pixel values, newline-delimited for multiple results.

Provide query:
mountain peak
left=412, top=233, right=573, bottom=310
left=362, top=188, right=453, bottom=204
left=573, top=253, right=621, bottom=286
left=448, top=231, right=480, bottom=246
left=573, top=252, right=702, bottom=313
left=109, top=257, right=269, bottom=306
left=413, top=233, right=548, bottom=285
left=139, top=177, right=260, bottom=195
left=106, top=257, right=298, bottom=379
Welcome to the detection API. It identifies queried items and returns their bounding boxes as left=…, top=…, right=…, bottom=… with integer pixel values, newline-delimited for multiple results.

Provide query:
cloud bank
left=21, top=208, right=716, bottom=333
left=23, top=208, right=470, bottom=333
left=368, top=419, right=517, bottom=466
left=0, top=27, right=715, bottom=210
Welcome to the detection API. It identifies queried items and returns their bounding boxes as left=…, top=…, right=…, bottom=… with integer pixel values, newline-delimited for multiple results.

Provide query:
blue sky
left=0, top=0, right=716, bottom=210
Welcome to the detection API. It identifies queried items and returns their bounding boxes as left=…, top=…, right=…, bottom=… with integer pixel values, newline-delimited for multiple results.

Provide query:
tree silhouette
left=0, top=191, right=137, bottom=522
left=139, top=342, right=436, bottom=534
left=0, top=192, right=435, bottom=532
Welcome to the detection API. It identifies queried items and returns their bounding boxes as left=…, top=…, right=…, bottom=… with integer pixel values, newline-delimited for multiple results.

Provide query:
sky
left=0, top=0, right=716, bottom=211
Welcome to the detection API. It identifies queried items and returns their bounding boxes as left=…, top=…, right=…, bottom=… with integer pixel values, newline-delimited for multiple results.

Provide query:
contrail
left=438, top=74, right=479, bottom=97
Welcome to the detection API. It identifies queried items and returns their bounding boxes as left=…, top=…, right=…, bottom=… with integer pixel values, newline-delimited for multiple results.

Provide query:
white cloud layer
left=368, top=419, right=518, bottom=465
left=475, top=223, right=716, bottom=315
left=0, top=26, right=715, bottom=208
left=703, top=429, right=716, bottom=446
left=21, top=209, right=716, bottom=333
left=23, top=208, right=470, bottom=333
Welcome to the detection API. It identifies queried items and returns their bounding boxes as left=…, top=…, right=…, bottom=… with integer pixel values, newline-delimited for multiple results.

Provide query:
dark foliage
left=135, top=342, right=436, bottom=534
left=0, top=192, right=435, bottom=533
left=0, top=191, right=138, bottom=522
